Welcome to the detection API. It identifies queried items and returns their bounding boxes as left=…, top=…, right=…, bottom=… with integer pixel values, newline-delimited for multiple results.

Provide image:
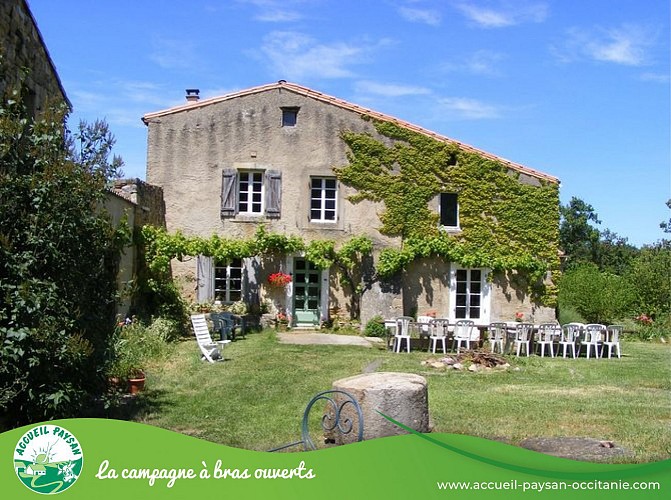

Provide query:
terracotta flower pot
left=127, top=371, right=146, bottom=394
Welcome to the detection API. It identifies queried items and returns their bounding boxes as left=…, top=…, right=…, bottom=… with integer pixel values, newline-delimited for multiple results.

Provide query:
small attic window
left=281, top=107, right=299, bottom=127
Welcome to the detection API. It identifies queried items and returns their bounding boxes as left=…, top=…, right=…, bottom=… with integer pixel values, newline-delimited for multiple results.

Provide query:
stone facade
left=105, top=179, right=166, bottom=318
left=143, top=82, right=558, bottom=326
left=0, top=0, right=69, bottom=114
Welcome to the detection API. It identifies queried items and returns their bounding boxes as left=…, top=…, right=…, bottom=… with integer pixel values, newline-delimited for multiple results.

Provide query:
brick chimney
left=185, top=89, right=200, bottom=102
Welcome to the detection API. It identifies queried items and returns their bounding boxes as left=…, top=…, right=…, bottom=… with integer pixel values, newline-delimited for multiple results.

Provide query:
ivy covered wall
left=335, top=120, right=561, bottom=305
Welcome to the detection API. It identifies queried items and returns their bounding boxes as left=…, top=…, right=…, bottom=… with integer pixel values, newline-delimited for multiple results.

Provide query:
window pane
left=325, top=199, right=335, bottom=210
left=456, top=294, right=466, bottom=307
left=456, top=269, right=467, bottom=281
left=469, top=307, right=480, bottom=318
left=324, top=211, right=335, bottom=220
left=312, top=178, right=323, bottom=189
left=471, top=282, right=481, bottom=294
left=471, top=270, right=481, bottom=281
left=311, top=210, right=321, bottom=219
left=325, top=179, right=336, bottom=189
left=456, top=307, right=466, bottom=318
left=456, top=282, right=467, bottom=294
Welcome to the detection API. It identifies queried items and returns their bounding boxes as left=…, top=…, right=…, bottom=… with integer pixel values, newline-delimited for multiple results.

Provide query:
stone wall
left=0, top=0, right=69, bottom=114
left=144, top=85, right=557, bottom=324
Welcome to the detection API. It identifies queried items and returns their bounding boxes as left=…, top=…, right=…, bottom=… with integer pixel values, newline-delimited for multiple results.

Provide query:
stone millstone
left=332, top=372, right=429, bottom=444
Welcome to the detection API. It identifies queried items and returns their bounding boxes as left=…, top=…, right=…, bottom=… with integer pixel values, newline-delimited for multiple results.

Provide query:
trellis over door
left=293, top=258, right=321, bottom=326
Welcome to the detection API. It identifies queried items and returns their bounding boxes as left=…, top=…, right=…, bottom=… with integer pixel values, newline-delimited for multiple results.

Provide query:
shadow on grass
left=93, top=388, right=174, bottom=422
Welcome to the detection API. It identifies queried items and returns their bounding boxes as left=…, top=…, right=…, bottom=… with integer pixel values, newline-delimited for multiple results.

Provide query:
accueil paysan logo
left=13, top=424, right=83, bottom=494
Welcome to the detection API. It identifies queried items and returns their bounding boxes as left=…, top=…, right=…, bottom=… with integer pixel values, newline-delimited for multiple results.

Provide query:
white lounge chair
left=191, top=314, right=231, bottom=362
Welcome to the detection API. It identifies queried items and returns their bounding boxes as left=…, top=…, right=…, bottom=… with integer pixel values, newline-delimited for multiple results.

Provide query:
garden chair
left=487, top=322, right=507, bottom=354
left=513, top=323, right=534, bottom=356
left=428, top=319, right=450, bottom=354
left=452, top=320, right=476, bottom=352
left=536, top=323, right=560, bottom=357
left=581, top=324, right=606, bottom=359
left=190, top=314, right=231, bottom=363
left=559, top=324, right=580, bottom=358
left=603, top=325, right=623, bottom=359
left=416, top=315, right=433, bottom=350
left=393, top=316, right=413, bottom=353
left=268, top=389, right=364, bottom=452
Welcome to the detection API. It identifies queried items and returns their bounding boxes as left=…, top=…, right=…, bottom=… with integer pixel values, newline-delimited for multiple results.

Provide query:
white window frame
left=238, top=170, right=264, bottom=214
left=439, top=192, right=460, bottom=230
left=448, top=264, right=490, bottom=324
left=214, top=258, right=243, bottom=303
left=310, top=177, right=338, bottom=223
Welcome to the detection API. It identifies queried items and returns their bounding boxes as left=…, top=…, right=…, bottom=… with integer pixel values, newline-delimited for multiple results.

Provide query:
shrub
left=558, top=263, right=635, bottom=324
left=364, top=315, right=387, bottom=338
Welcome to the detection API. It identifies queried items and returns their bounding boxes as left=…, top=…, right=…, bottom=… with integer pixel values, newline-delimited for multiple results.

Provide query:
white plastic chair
left=559, top=324, right=580, bottom=358
left=536, top=323, right=559, bottom=357
left=428, top=319, right=449, bottom=354
left=191, top=314, right=231, bottom=363
left=487, top=322, right=506, bottom=354
left=582, top=324, right=605, bottom=359
left=393, top=316, right=413, bottom=353
left=514, top=323, right=534, bottom=356
left=452, top=320, right=475, bottom=352
left=416, top=315, right=433, bottom=350
left=603, top=325, right=623, bottom=359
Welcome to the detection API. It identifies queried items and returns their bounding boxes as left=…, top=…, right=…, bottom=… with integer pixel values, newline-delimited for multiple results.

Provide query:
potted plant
left=275, top=312, right=289, bottom=331
left=267, top=272, right=292, bottom=288
left=108, top=323, right=148, bottom=394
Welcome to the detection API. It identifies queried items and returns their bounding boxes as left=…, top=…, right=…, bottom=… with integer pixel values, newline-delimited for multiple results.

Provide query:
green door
left=293, top=258, right=321, bottom=326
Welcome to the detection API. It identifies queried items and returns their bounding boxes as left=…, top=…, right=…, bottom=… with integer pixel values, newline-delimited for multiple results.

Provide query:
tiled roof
left=142, top=81, right=559, bottom=184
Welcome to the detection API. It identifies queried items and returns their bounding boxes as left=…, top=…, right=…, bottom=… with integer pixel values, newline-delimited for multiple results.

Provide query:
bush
left=147, top=316, right=185, bottom=342
left=108, top=320, right=170, bottom=380
left=558, top=263, right=635, bottom=324
left=0, top=88, right=128, bottom=427
left=364, top=315, right=387, bottom=338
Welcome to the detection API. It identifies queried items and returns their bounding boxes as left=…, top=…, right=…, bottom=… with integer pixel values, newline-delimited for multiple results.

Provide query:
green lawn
left=121, top=330, right=671, bottom=462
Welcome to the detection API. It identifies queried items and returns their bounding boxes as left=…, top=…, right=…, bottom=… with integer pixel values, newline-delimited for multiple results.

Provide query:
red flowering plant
left=635, top=313, right=653, bottom=325
left=267, top=272, right=292, bottom=288
left=515, top=311, right=524, bottom=322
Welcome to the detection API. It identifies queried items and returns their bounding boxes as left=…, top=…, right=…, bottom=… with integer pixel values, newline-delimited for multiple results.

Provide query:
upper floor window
left=310, top=177, right=337, bottom=222
left=238, top=171, right=264, bottom=214
left=221, top=169, right=282, bottom=218
left=440, top=193, right=459, bottom=228
left=214, top=258, right=243, bottom=303
left=281, top=107, right=299, bottom=127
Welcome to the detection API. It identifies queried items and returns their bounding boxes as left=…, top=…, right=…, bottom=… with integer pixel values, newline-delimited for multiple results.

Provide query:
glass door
left=293, top=258, right=321, bottom=326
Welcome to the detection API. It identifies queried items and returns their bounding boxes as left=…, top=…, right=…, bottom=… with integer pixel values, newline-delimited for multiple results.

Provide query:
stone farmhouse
left=143, top=81, right=560, bottom=327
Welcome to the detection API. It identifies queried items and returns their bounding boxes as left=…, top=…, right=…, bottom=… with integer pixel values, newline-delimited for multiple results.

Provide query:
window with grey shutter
left=221, top=169, right=238, bottom=218
left=265, top=170, right=282, bottom=217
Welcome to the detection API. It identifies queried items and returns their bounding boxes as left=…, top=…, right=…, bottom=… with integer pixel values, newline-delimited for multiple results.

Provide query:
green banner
left=2, top=419, right=669, bottom=499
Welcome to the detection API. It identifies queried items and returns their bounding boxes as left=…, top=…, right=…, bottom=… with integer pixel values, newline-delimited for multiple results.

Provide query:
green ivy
left=335, top=120, right=561, bottom=305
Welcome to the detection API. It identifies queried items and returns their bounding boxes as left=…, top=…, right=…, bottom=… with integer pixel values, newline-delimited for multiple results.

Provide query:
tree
left=0, top=85, right=127, bottom=428
left=559, top=197, right=601, bottom=269
left=558, top=263, right=635, bottom=324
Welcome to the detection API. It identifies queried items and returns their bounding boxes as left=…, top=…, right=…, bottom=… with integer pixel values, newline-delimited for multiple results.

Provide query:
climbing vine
left=140, top=225, right=373, bottom=309
left=334, top=120, right=561, bottom=304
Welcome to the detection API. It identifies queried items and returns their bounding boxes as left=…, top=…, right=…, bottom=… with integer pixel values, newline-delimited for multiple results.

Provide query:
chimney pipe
left=185, top=89, right=200, bottom=102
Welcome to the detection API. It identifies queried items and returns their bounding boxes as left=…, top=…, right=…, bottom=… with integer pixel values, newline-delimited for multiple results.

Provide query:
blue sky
left=28, top=0, right=669, bottom=246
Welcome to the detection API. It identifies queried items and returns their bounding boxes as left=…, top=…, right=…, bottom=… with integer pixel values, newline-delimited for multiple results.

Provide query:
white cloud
left=443, top=50, right=506, bottom=76
left=354, top=80, right=432, bottom=97
left=260, top=31, right=369, bottom=80
left=398, top=7, right=441, bottom=26
left=640, top=72, right=670, bottom=83
left=439, top=97, right=501, bottom=119
left=455, top=1, right=548, bottom=28
left=555, top=25, right=654, bottom=66
left=255, top=10, right=303, bottom=22
left=149, top=37, right=200, bottom=70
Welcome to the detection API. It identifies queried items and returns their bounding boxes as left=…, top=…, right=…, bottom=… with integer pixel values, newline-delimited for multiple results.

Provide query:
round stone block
left=332, top=372, right=429, bottom=444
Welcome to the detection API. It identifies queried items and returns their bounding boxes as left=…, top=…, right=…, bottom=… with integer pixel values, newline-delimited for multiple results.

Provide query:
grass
left=120, top=330, right=671, bottom=462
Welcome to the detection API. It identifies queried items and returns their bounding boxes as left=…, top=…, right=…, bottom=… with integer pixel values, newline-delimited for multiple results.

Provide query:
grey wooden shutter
left=265, top=170, right=282, bottom=217
left=196, top=255, right=214, bottom=303
left=221, top=169, right=238, bottom=218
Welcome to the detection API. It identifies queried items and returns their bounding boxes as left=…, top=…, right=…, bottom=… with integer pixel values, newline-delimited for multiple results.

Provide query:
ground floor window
left=214, top=258, right=243, bottom=303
